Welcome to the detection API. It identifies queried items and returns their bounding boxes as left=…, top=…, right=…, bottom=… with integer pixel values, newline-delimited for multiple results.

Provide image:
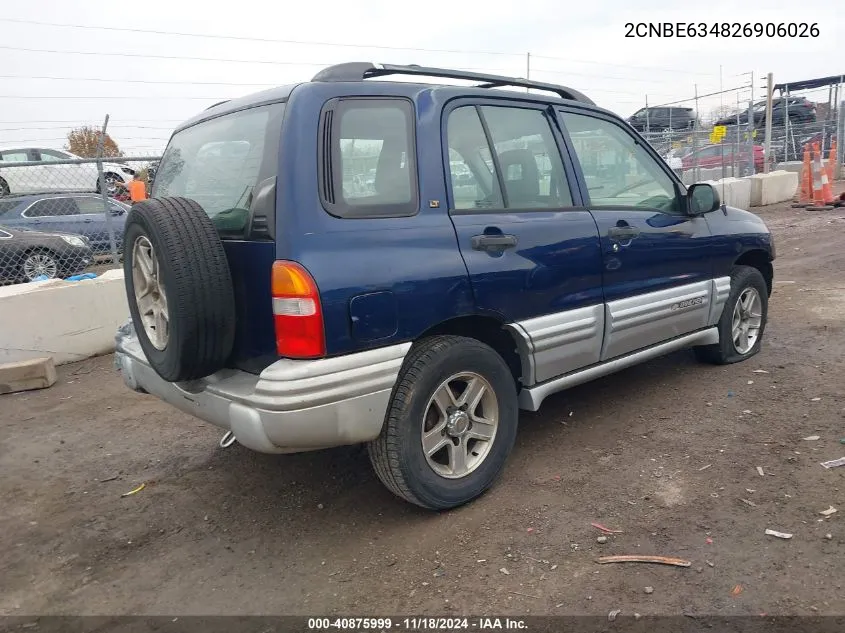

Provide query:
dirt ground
left=2, top=192, right=844, bottom=618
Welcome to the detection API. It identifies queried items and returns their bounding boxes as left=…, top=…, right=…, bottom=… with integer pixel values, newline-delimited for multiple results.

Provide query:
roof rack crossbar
left=311, top=62, right=594, bottom=105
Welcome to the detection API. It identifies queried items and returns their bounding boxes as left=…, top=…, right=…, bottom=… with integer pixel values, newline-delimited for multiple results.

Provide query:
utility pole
left=525, top=52, right=530, bottom=92
left=764, top=73, right=773, bottom=173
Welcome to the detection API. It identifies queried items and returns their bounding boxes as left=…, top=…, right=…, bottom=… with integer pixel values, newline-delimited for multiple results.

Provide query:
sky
left=0, top=0, right=842, bottom=157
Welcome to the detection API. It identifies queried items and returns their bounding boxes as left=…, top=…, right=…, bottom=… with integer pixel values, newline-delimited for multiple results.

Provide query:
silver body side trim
left=518, top=327, right=720, bottom=411
left=601, top=280, right=712, bottom=361
left=511, top=304, right=604, bottom=384
left=708, top=276, right=732, bottom=325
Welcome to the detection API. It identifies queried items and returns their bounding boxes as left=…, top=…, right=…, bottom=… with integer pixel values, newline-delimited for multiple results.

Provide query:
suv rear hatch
left=151, top=102, right=286, bottom=374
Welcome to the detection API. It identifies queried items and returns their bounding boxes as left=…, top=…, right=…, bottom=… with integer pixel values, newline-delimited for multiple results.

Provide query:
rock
left=825, top=534, right=833, bottom=540
left=644, top=586, right=654, bottom=594
left=499, top=568, right=510, bottom=575
left=596, top=536, right=608, bottom=544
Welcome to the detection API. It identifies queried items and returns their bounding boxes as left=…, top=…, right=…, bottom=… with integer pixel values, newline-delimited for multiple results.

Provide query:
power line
left=530, top=54, right=717, bottom=76
left=0, top=17, right=720, bottom=76
left=0, top=17, right=522, bottom=57
left=0, top=125, right=175, bottom=131
left=0, top=74, right=282, bottom=87
left=0, top=119, right=184, bottom=123
left=0, top=44, right=345, bottom=66
left=0, top=95, right=231, bottom=100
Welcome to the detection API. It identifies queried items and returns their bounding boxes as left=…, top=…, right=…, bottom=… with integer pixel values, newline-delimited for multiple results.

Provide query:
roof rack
left=311, top=62, right=594, bottom=105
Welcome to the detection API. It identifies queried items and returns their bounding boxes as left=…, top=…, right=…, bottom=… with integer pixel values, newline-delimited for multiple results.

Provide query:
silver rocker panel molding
left=518, top=327, right=720, bottom=412
left=506, top=304, right=604, bottom=386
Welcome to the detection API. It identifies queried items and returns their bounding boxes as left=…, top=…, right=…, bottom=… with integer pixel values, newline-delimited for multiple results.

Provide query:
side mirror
left=687, top=183, right=721, bottom=214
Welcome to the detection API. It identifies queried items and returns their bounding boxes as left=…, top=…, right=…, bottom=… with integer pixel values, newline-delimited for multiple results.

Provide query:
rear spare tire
left=123, top=197, right=235, bottom=381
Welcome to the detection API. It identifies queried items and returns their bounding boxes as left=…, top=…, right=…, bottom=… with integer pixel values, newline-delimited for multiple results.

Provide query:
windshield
left=152, top=103, right=284, bottom=232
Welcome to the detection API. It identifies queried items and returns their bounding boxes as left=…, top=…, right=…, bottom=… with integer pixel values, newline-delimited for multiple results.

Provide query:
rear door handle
left=471, top=234, right=518, bottom=251
left=83, top=218, right=93, bottom=223
left=608, top=226, right=640, bottom=240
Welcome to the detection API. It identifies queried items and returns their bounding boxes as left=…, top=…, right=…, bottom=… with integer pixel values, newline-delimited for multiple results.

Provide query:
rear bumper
left=114, top=321, right=410, bottom=453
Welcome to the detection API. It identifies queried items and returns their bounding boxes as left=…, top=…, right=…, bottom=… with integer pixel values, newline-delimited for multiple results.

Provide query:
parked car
left=681, top=144, right=766, bottom=175
left=114, top=62, right=775, bottom=510
left=0, top=224, right=92, bottom=283
left=628, top=106, right=697, bottom=132
left=0, top=147, right=136, bottom=196
left=0, top=193, right=128, bottom=254
left=714, top=97, right=816, bottom=129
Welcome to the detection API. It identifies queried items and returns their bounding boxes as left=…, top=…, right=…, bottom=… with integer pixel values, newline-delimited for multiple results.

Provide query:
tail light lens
left=271, top=261, right=325, bottom=358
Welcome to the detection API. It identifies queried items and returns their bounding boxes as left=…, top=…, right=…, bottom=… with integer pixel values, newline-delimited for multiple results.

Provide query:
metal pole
left=735, top=92, right=741, bottom=176
left=837, top=76, right=844, bottom=179
left=784, top=88, right=792, bottom=163
left=96, top=114, right=119, bottom=263
left=764, top=73, right=774, bottom=174
left=525, top=52, right=530, bottom=93
left=748, top=99, right=755, bottom=175
left=645, top=94, right=650, bottom=134
left=693, top=84, right=700, bottom=182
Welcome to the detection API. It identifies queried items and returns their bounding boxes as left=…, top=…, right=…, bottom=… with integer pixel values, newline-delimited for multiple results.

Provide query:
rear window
left=152, top=103, right=284, bottom=232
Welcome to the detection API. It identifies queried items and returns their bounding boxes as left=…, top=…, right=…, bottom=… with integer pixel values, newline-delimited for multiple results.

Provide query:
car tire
left=21, top=248, right=59, bottom=281
left=368, top=335, right=519, bottom=510
left=695, top=265, right=768, bottom=365
left=96, top=173, right=122, bottom=195
left=123, top=196, right=236, bottom=382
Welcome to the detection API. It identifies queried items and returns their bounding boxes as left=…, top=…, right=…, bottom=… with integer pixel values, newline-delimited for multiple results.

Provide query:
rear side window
left=320, top=98, right=418, bottom=218
left=0, top=200, right=21, bottom=216
left=24, top=198, right=80, bottom=217
left=153, top=103, right=284, bottom=233
left=446, top=105, right=572, bottom=210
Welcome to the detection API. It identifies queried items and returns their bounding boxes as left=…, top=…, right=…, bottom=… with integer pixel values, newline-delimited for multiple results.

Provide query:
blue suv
left=115, top=63, right=775, bottom=510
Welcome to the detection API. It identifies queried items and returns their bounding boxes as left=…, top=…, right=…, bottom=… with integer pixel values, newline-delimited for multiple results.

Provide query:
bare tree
left=66, top=126, right=122, bottom=158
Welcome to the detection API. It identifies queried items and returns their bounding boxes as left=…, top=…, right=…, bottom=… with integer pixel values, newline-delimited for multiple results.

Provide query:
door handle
left=608, top=226, right=640, bottom=240
left=471, top=234, right=518, bottom=252
left=83, top=218, right=93, bottom=223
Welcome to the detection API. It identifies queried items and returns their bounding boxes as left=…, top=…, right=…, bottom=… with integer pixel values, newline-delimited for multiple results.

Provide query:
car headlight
left=60, top=235, right=87, bottom=248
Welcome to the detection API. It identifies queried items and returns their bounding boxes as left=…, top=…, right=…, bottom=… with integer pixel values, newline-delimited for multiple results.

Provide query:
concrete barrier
left=682, top=166, right=737, bottom=186
left=0, top=269, right=128, bottom=365
left=703, top=177, right=752, bottom=210
left=775, top=161, right=804, bottom=174
left=748, top=170, right=799, bottom=207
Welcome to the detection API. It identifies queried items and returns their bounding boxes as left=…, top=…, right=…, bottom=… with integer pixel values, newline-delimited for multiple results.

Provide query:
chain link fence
left=636, top=116, right=841, bottom=185
left=0, top=155, right=160, bottom=285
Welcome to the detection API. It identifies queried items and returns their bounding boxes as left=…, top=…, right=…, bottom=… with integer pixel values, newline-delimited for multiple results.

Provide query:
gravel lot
left=1, top=194, right=844, bottom=617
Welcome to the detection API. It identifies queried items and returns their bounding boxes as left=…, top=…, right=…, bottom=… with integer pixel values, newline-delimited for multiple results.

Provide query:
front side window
left=25, top=198, right=80, bottom=217
left=322, top=98, right=417, bottom=218
left=153, top=103, right=283, bottom=232
left=561, top=111, right=680, bottom=213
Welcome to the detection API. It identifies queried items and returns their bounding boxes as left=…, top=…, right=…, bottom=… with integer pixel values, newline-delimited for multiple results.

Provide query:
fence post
left=692, top=84, right=700, bottom=182
left=763, top=73, right=774, bottom=174
left=95, top=114, right=119, bottom=263
left=747, top=100, right=755, bottom=176
left=838, top=76, right=844, bottom=180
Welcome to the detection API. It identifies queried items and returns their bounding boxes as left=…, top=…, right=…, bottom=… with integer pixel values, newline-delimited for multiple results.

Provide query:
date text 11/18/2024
left=307, top=617, right=528, bottom=630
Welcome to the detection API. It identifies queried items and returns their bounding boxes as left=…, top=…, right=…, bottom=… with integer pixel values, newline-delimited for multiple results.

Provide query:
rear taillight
left=271, top=261, right=325, bottom=358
